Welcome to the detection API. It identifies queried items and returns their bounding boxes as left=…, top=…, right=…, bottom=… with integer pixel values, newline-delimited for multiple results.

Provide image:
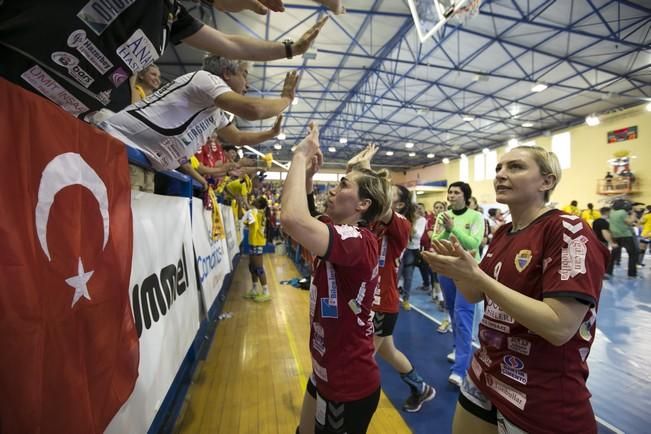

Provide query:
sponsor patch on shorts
left=485, top=374, right=527, bottom=410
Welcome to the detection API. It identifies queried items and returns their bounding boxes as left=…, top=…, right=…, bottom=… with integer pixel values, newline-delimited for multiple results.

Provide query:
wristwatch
left=283, top=39, right=294, bottom=59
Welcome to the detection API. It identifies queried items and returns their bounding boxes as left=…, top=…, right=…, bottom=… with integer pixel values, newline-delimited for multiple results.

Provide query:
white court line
left=409, top=303, right=625, bottom=434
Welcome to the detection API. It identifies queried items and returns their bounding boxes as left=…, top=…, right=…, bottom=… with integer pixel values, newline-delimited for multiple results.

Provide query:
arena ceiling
left=159, top=0, right=651, bottom=169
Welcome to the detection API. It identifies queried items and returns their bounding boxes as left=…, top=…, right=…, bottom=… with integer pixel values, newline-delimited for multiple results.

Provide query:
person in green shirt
left=432, top=181, right=484, bottom=387
left=609, top=206, right=638, bottom=278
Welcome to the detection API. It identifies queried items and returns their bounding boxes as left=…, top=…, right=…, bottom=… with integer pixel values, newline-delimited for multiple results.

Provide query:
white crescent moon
left=35, top=152, right=110, bottom=261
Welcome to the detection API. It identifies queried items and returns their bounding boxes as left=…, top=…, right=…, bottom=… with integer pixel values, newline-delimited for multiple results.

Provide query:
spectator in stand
left=281, top=124, right=392, bottom=434
left=580, top=203, right=601, bottom=227
left=132, top=64, right=162, bottom=103
left=423, top=146, right=608, bottom=434
left=487, top=208, right=505, bottom=243
left=101, top=56, right=291, bottom=183
left=0, top=1, right=328, bottom=118
left=610, top=203, right=639, bottom=279
left=592, top=207, right=617, bottom=278
left=638, top=205, right=651, bottom=267
left=242, top=196, right=272, bottom=302
left=562, top=200, right=581, bottom=216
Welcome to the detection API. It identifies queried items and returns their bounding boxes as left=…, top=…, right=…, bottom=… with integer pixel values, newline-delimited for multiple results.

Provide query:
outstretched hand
left=346, top=142, right=378, bottom=172
left=294, top=16, right=329, bottom=55
left=281, top=71, right=299, bottom=100
left=294, top=122, right=321, bottom=163
left=211, top=0, right=285, bottom=15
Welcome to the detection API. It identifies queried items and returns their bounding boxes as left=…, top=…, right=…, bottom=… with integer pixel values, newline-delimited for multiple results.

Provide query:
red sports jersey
left=310, top=222, right=381, bottom=402
left=470, top=210, right=608, bottom=433
left=370, top=211, right=411, bottom=313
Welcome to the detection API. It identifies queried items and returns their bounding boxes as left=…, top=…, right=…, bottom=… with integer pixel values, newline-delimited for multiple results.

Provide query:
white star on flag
left=65, top=257, right=94, bottom=307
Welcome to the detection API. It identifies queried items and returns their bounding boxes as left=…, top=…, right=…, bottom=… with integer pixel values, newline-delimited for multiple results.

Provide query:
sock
left=400, top=368, right=426, bottom=395
left=262, top=284, right=269, bottom=295
left=252, top=282, right=259, bottom=293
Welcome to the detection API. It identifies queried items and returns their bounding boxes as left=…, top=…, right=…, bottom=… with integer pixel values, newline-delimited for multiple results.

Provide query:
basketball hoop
left=408, top=0, right=482, bottom=43
left=448, top=0, right=482, bottom=26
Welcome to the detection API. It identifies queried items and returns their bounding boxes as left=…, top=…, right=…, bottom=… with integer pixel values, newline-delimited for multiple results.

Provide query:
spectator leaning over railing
left=100, top=56, right=297, bottom=186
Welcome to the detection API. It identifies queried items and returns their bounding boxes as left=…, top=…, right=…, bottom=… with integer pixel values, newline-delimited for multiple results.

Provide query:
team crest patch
left=514, top=250, right=532, bottom=272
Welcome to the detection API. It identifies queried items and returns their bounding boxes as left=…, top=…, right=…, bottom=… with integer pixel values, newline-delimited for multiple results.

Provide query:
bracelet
left=283, top=39, right=294, bottom=59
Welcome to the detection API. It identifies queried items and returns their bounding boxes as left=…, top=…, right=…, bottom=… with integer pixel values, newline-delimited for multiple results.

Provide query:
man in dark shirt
left=0, top=0, right=327, bottom=118
left=593, top=206, right=615, bottom=277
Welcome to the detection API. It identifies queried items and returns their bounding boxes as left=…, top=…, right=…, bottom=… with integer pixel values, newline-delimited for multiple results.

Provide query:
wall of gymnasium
left=392, top=103, right=651, bottom=210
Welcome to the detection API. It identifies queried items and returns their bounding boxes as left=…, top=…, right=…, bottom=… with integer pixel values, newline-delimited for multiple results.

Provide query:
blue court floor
left=384, top=255, right=650, bottom=434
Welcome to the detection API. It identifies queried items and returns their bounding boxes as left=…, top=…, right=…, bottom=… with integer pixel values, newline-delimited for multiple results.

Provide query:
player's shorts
left=459, top=374, right=529, bottom=434
left=372, top=311, right=398, bottom=337
left=306, top=376, right=380, bottom=434
left=250, top=245, right=264, bottom=255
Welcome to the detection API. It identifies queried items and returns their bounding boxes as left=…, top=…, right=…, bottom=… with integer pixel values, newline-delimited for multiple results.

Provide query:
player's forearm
left=281, top=154, right=311, bottom=229
left=235, top=128, right=277, bottom=146
left=222, top=34, right=287, bottom=61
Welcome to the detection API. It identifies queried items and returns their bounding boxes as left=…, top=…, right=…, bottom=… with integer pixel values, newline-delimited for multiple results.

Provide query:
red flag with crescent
left=0, top=78, right=139, bottom=433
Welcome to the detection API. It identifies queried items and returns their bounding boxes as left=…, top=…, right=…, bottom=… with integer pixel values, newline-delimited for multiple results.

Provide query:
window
left=459, top=155, right=469, bottom=182
left=474, top=154, right=485, bottom=181
left=485, top=150, right=497, bottom=179
left=551, top=132, right=571, bottom=169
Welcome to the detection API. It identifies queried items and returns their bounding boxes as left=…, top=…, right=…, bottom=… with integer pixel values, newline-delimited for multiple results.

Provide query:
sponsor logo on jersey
left=21, top=66, right=90, bottom=116
left=312, top=322, right=326, bottom=356
left=334, top=224, right=361, bottom=240
left=481, top=317, right=511, bottom=333
left=480, top=329, right=505, bottom=349
left=501, top=355, right=528, bottom=384
left=51, top=51, right=95, bottom=88
left=507, top=337, right=531, bottom=356
left=514, top=249, right=532, bottom=272
left=560, top=234, right=588, bottom=280
left=485, top=374, right=527, bottom=410
left=578, top=308, right=596, bottom=341
left=77, top=0, right=138, bottom=35
left=477, top=347, right=492, bottom=366
left=109, top=66, right=129, bottom=87
left=502, top=355, right=524, bottom=370
left=484, top=297, right=515, bottom=324
left=117, top=28, right=158, bottom=72
left=471, top=357, right=483, bottom=379
left=67, top=29, right=114, bottom=73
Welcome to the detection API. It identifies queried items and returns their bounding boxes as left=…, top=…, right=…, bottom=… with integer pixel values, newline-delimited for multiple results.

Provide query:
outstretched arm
left=217, top=115, right=282, bottom=145
left=280, top=124, right=330, bottom=256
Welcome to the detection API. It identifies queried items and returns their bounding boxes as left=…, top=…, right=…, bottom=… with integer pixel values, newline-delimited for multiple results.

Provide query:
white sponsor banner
left=106, top=192, right=200, bottom=434
left=192, top=198, right=231, bottom=309
left=221, top=203, right=239, bottom=261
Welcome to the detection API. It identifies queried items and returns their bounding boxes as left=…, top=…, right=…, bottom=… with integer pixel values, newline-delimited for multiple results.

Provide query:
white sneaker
left=448, top=373, right=463, bottom=387
left=447, top=351, right=456, bottom=363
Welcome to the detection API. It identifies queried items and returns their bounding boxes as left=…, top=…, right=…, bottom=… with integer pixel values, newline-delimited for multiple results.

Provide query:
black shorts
left=458, top=375, right=528, bottom=433
left=373, top=311, right=398, bottom=337
left=307, top=377, right=380, bottom=434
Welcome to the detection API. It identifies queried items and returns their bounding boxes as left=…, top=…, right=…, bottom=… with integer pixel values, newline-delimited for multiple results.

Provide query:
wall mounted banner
left=106, top=192, right=200, bottom=434
left=192, top=198, right=231, bottom=309
left=608, top=126, right=637, bottom=143
left=221, top=203, right=240, bottom=262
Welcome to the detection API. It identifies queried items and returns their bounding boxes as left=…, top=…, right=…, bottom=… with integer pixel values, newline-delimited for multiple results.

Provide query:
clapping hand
left=294, top=16, right=329, bottom=55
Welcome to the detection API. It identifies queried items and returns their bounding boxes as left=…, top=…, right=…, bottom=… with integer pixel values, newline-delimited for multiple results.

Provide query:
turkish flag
left=0, top=78, right=139, bottom=433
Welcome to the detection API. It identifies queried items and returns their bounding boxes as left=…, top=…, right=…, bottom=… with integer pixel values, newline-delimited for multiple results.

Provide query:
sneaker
left=402, top=384, right=436, bottom=412
left=448, top=373, right=463, bottom=387
left=437, top=320, right=451, bottom=334
left=438, top=300, right=446, bottom=312
left=254, top=293, right=271, bottom=302
left=243, top=289, right=258, bottom=299
left=401, top=300, right=412, bottom=311
left=447, top=351, right=456, bottom=363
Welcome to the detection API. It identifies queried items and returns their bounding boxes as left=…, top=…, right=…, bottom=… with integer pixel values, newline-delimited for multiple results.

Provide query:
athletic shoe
left=448, top=373, right=463, bottom=387
left=401, top=300, right=412, bottom=311
left=447, top=350, right=456, bottom=363
left=402, top=384, right=436, bottom=413
left=243, top=289, right=258, bottom=299
left=254, top=293, right=271, bottom=302
left=437, top=320, right=451, bottom=334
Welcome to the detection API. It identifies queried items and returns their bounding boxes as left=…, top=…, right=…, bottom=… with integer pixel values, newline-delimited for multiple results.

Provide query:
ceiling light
left=531, top=83, right=548, bottom=92
left=385, top=151, right=394, bottom=156
left=328, top=146, right=336, bottom=152
left=646, top=102, right=651, bottom=112
left=482, top=147, right=490, bottom=154
left=409, top=152, right=416, bottom=157
left=405, top=142, right=414, bottom=148
left=462, top=115, right=475, bottom=121
left=522, top=122, right=534, bottom=127
left=291, top=145, right=297, bottom=152
left=460, top=153, right=467, bottom=159
left=276, top=132, right=286, bottom=140
left=273, top=144, right=282, bottom=150
left=507, top=138, right=519, bottom=149
left=339, top=137, right=348, bottom=144
left=427, top=153, right=435, bottom=158
left=442, top=158, right=450, bottom=164
left=292, top=97, right=299, bottom=106
left=585, top=114, right=600, bottom=126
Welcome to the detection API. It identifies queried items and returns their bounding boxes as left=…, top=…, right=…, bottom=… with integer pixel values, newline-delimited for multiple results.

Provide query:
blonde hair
left=136, top=64, right=159, bottom=84
left=351, top=168, right=392, bottom=225
left=518, top=146, right=562, bottom=202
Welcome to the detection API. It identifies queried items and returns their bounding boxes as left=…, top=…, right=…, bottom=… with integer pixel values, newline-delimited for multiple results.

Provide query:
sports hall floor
left=173, top=251, right=650, bottom=434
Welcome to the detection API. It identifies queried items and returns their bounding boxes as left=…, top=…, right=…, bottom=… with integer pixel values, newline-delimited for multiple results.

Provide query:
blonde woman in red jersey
left=346, top=145, right=436, bottom=413
left=282, top=125, right=392, bottom=434
left=423, top=147, right=608, bottom=433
